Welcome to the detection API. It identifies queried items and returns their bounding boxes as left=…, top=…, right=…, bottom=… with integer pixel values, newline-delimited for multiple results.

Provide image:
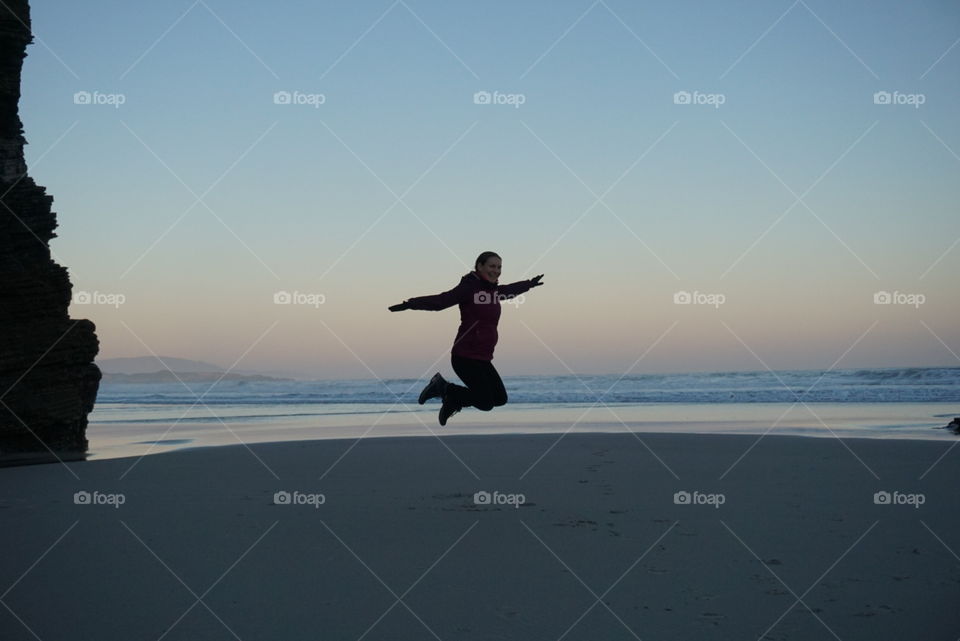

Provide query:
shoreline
left=81, top=404, right=960, bottom=462
left=8, top=424, right=958, bottom=469
left=119, top=426, right=960, bottom=461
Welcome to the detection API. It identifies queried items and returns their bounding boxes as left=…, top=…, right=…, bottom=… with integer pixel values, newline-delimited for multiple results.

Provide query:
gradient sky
left=19, top=0, right=960, bottom=378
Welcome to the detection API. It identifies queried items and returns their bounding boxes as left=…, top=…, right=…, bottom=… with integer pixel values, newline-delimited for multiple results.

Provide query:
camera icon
left=673, top=291, right=691, bottom=305
left=73, top=291, right=92, bottom=304
left=673, top=91, right=691, bottom=105
left=273, top=491, right=291, bottom=505
left=873, top=91, right=891, bottom=105
left=873, top=291, right=891, bottom=305
left=74, top=490, right=91, bottom=504
left=673, top=491, right=691, bottom=505
left=473, top=91, right=491, bottom=105
left=473, top=491, right=491, bottom=505
left=273, top=91, right=291, bottom=105
left=474, top=292, right=491, bottom=304
left=873, top=491, right=891, bottom=505
left=274, top=291, right=292, bottom=305
left=73, top=91, right=91, bottom=105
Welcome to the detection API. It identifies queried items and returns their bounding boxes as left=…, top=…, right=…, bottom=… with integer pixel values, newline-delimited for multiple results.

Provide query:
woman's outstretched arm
left=496, top=274, right=544, bottom=298
left=388, top=280, right=469, bottom=312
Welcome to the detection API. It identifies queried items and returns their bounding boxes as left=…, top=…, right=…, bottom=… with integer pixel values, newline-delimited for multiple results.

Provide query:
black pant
left=446, top=355, right=508, bottom=411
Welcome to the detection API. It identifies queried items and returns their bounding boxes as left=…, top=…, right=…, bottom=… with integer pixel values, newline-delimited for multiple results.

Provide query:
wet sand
left=1, top=432, right=958, bottom=640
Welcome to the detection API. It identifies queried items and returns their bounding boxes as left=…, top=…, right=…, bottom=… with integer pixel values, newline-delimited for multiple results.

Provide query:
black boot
left=438, top=394, right=461, bottom=426
left=418, top=372, right=448, bottom=405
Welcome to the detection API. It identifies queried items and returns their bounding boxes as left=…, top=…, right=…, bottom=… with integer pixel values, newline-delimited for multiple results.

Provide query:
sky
left=18, top=0, right=960, bottom=379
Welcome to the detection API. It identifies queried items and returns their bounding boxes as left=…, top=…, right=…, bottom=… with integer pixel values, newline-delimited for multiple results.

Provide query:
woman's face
left=477, top=256, right=501, bottom=283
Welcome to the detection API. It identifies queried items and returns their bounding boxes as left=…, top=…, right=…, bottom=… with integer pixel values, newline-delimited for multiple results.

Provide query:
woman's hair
left=475, top=251, right=501, bottom=270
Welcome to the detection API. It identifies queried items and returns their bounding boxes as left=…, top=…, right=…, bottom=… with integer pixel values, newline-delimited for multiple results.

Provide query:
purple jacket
left=405, top=272, right=535, bottom=361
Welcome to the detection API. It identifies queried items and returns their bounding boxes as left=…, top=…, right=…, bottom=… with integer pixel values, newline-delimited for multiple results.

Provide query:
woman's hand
left=529, top=274, right=545, bottom=288
left=389, top=301, right=411, bottom=312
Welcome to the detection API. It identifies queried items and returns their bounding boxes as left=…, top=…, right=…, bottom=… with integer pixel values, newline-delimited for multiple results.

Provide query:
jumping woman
left=388, top=251, right=544, bottom=426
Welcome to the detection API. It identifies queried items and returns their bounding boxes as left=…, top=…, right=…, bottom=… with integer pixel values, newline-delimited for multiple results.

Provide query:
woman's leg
left=446, top=355, right=508, bottom=411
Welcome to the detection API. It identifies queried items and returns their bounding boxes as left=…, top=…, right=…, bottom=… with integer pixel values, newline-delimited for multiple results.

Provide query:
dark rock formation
left=945, top=417, right=960, bottom=435
left=0, top=0, right=100, bottom=457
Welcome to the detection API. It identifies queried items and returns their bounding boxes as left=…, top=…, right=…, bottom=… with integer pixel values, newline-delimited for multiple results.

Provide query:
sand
left=1, top=431, right=958, bottom=640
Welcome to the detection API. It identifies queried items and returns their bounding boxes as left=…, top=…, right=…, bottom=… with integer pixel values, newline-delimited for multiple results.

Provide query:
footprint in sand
left=699, top=612, right=726, bottom=626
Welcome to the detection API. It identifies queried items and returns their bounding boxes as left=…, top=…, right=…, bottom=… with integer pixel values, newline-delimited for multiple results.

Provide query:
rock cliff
left=0, top=0, right=100, bottom=456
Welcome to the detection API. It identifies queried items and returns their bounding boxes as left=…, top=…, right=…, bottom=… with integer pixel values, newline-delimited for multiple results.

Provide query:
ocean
left=87, top=366, right=960, bottom=459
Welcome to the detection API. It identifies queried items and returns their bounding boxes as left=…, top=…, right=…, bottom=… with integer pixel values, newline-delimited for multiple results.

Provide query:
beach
left=4, top=0, right=958, bottom=638
left=1, top=431, right=958, bottom=640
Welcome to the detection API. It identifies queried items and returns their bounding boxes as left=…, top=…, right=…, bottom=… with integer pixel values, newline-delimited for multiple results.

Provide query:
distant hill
left=98, top=356, right=228, bottom=374
left=101, top=371, right=289, bottom=384
left=97, top=356, right=291, bottom=384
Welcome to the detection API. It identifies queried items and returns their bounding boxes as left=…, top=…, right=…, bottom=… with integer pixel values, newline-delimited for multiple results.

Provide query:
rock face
left=0, top=0, right=100, bottom=455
